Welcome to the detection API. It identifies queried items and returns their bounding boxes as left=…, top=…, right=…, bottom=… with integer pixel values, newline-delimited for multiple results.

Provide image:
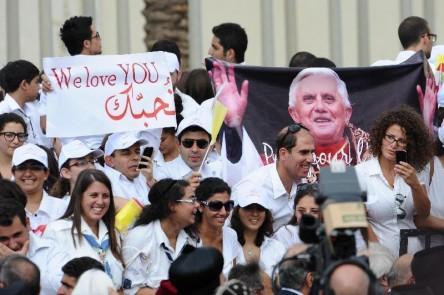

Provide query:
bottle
left=115, top=198, right=144, bottom=232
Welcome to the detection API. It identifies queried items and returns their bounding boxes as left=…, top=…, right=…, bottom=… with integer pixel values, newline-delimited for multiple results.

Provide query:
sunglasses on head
left=278, top=123, right=309, bottom=149
left=297, top=183, right=319, bottom=193
left=201, top=200, right=235, bottom=212
left=181, top=139, right=209, bottom=149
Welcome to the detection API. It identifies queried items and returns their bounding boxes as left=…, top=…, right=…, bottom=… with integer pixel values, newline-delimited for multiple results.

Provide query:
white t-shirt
left=197, top=226, right=242, bottom=278
left=26, top=191, right=68, bottom=233
left=103, top=165, right=150, bottom=205
left=122, top=220, right=198, bottom=294
left=237, top=236, right=286, bottom=277
left=355, top=157, right=425, bottom=258
left=427, top=156, right=444, bottom=247
left=273, top=224, right=302, bottom=249
left=43, top=218, right=124, bottom=289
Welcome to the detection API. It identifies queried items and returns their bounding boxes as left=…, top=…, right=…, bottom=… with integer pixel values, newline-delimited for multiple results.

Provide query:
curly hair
left=230, top=206, right=273, bottom=247
left=369, top=105, right=433, bottom=171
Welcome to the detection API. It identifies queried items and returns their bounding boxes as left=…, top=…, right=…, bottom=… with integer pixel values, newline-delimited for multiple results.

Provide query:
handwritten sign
left=43, top=52, right=176, bottom=137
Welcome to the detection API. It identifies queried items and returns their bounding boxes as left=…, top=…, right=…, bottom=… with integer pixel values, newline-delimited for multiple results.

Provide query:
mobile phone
left=395, top=150, right=407, bottom=164
left=138, top=147, right=154, bottom=169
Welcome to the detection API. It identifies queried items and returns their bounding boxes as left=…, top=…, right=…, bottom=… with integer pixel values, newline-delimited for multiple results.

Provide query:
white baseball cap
left=104, top=132, right=148, bottom=156
left=58, top=140, right=104, bottom=169
left=12, top=143, right=48, bottom=168
left=233, top=184, right=270, bottom=210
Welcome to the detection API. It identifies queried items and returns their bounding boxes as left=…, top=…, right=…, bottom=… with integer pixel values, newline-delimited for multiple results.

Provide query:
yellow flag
left=211, top=100, right=228, bottom=145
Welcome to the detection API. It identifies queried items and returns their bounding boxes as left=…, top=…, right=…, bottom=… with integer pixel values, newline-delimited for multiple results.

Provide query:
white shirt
left=0, top=94, right=50, bottom=147
left=355, top=157, right=424, bottom=258
left=122, top=220, right=198, bottom=294
left=27, top=232, right=70, bottom=295
left=233, top=163, right=298, bottom=231
left=104, top=165, right=149, bottom=205
left=26, top=191, right=68, bottom=233
left=238, top=236, right=286, bottom=277
left=428, top=156, right=444, bottom=247
left=43, top=218, right=124, bottom=289
left=273, top=224, right=302, bottom=249
left=197, top=226, right=242, bottom=278
left=154, top=153, right=223, bottom=180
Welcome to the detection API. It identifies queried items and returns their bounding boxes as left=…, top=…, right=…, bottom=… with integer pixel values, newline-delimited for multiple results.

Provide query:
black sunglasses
left=201, top=200, right=234, bottom=212
left=278, top=123, right=309, bottom=149
left=297, top=183, right=319, bottom=193
left=181, top=139, right=209, bottom=149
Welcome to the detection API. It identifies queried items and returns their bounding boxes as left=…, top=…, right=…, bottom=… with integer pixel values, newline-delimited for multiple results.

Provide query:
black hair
left=0, top=255, right=40, bottom=295
left=275, top=124, right=309, bottom=160
left=0, top=113, right=27, bottom=134
left=183, top=69, right=214, bottom=104
left=0, top=179, right=27, bottom=207
left=61, top=257, right=104, bottom=279
left=288, top=185, right=319, bottom=225
left=60, top=16, right=93, bottom=55
left=212, top=23, right=248, bottom=63
left=0, top=199, right=26, bottom=227
left=309, top=57, right=336, bottom=68
left=289, top=51, right=316, bottom=67
left=230, top=206, right=273, bottom=247
left=194, top=177, right=231, bottom=224
left=0, top=60, right=40, bottom=93
left=151, top=39, right=182, bottom=65
left=398, top=16, right=430, bottom=49
left=36, top=144, right=59, bottom=193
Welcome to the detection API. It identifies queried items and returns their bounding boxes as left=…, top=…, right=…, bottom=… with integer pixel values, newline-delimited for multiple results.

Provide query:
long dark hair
left=60, top=169, right=122, bottom=263
left=50, top=160, right=71, bottom=198
left=230, top=206, right=273, bottom=247
left=134, top=179, right=197, bottom=239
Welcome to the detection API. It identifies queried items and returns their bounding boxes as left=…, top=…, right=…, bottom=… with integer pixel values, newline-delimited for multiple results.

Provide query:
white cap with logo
left=12, top=143, right=48, bottom=168
left=59, top=140, right=104, bottom=169
left=104, top=132, right=148, bottom=156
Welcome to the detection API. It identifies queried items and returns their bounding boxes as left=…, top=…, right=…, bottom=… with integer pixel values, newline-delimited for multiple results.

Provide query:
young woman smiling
left=43, top=169, right=124, bottom=290
left=194, top=177, right=242, bottom=278
left=0, top=113, right=27, bottom=180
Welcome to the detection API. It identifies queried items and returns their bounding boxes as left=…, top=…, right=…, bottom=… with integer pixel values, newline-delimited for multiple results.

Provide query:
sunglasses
left=278, top=123, right=309, bottom=149
left=181, top=139, right=209, bottom=149
left=13, top=163, right=46, bottom=172
left=201, top=200, right=235, bottom=212
left=297, top=183, right=319, bottom=193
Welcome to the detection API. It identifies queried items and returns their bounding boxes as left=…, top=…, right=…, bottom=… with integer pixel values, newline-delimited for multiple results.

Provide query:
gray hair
left=288, top=67, right=351, bottom=109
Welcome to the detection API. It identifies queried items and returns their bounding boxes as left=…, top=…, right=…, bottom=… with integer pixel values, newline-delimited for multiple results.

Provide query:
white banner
left=43, top=52, right=176, bottom=137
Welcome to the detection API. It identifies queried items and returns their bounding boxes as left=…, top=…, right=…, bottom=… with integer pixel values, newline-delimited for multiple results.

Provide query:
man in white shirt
left=372, top=16, right=436, bottom=66
left=103, top=132, right=151, bottom=205
left=0, top=199, right=69, bottom=295
left=232, top=124, right=315, bottom=232
left=153, top=113, right=223, bottom=186
left=0, top=60, right=49, bottom=146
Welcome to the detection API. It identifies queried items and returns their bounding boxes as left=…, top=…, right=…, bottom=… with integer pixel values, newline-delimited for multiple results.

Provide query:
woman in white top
left=44, top=169, right=124, bottom=290
left=274, top=184, right=320, bottom=249
left=415, top=115, right=444, bottom=247
left=122, top=179, right=200, bottom=295
left=0, top=113, right=27, bottom=180
left=355, top=106, right=433, bottom=258
left=12, top=143, right=67, bottom=232
left=230, top=188, right=286, bottom=277
left=194, top=177, right=242, bottom=278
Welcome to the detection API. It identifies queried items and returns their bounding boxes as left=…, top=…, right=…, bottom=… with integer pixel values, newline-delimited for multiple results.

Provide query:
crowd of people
left=0, top=14, right=444, bottom=295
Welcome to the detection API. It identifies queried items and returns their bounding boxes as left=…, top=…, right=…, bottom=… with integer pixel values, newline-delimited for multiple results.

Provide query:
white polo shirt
left=43, top=217, right=124, bottom=289
left=233, top=163, right=298, bottom=232
left=355, top=157, right=424, bottom=258
left=26, top=191, right=68, bottom=233
left=28, top=232, right=70, bottom=295
left=197, top=226, right=242, bottom=278
left=0, top=94, right=50, bottom=147
left=154, top=154, right=223, bottom=180
left=122, top=220, right=198, bottom=294
left=237, top=236, right=286, bottom=277
left=103, top=165, right=149, bottom=205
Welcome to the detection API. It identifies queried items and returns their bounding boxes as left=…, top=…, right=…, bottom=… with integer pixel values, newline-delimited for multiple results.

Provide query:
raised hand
left=417, top=73, right=438, bottom=133
left=209, top=60, right=249, bottom=128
